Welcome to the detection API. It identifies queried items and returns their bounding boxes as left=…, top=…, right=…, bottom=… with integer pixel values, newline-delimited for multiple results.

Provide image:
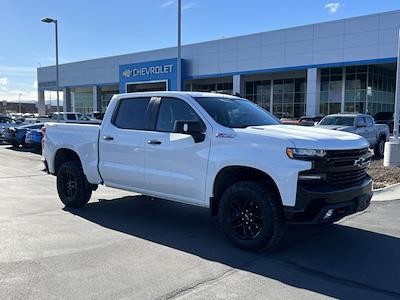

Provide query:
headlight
left=286, top=148, right=326, bottom=160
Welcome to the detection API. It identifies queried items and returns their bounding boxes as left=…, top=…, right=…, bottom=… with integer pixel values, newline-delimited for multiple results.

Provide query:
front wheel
left=218, top=181, right=286, bottom=251
left=374, top=136, right=385, bottom=158
left=56, top=161, right=92, bottom=208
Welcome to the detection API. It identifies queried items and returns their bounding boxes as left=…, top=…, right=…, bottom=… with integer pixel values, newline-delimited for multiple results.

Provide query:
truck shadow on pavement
left=64, top=195, right=400, bottom=299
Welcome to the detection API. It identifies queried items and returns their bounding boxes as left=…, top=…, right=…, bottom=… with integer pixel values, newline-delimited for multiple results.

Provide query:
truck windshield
left=193, top=97, right=280, bottom=128
left=319, top=116, right=355, bottom=126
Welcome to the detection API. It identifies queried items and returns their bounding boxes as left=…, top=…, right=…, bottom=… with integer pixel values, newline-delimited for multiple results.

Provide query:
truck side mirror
left=174, top=120, right=205, bottom=143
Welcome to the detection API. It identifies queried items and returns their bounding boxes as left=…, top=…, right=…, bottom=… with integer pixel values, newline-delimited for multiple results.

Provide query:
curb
left=372, top=183, right=400, bottom=202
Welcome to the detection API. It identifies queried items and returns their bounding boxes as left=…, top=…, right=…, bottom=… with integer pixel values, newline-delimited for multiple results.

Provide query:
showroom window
left=320, top=67, right=343, bottom=115
left=184, top=79, right=233, bottom=95
left=367, top=66, right=395, bottom=115
left=344, top=65, right=367, bottom=113
left=272, top=78, right=306, bottom=118
left=74, top=92, right=93, bottom=114
left=245, top=80, right=271, bottom=111
left=245, top=78, right=305, bottom=118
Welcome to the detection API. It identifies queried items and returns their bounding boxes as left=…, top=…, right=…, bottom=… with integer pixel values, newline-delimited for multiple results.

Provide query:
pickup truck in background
left=316, top=113, right=389, bottom=157
left=43, top=92, right=373, bottom=251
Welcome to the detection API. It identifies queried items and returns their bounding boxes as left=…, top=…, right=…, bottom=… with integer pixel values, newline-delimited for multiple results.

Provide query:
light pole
left=393, top=28, right=400, bottom=142
left=177, top=0, right=182, bottom=91
left=41, top=17, right=60, bottom=122
left=18, top=93, right=22, bottom=114
left=384, top=27, right=400, bottom=167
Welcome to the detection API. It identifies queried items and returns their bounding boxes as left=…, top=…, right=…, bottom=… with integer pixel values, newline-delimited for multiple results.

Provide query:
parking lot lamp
left=41, top=17, right=60, bottom=122
left=177, top=0, right=182, bottom=91
left=384, top=27, right=400, bottom=167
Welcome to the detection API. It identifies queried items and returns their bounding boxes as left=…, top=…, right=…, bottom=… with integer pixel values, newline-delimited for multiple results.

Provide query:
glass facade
left=344, top=65, right=367, bottom=113
left=245, top=80, right=271, bottom=111
left=245, top=78, right=306, bottom=118
left=184, top=80, right=233, bottom=95
left=320, top=67, right=343, bottom=115
left=367, top=66, right=395, bottom=114
left=74, top=92, right=93, bottom=113
left=320, top=65, right=395, bottom=116
left=101, top=90, right=119, bottom=113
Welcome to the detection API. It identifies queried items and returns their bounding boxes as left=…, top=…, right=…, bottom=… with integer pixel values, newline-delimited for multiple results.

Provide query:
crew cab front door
left=144, top=97, right=211, bottom=205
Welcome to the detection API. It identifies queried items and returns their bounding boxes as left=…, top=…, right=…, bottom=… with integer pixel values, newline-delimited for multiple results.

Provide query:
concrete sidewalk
left=372, top=183, right=400, bottom=202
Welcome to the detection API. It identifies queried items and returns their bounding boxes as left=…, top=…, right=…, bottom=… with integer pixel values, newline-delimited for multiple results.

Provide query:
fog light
left=323, top=209, right=334, bottom=219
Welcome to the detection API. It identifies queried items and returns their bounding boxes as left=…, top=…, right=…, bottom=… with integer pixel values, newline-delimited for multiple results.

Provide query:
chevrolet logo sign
left=122, top=69, right=133, bottom=78
left=354, top=157, right=370, bottom=168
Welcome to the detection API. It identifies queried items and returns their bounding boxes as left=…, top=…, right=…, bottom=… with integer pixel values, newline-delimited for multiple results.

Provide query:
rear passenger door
left=98, top=97, right=151, bottom=190
left=143, top=97, right=211, bottom=205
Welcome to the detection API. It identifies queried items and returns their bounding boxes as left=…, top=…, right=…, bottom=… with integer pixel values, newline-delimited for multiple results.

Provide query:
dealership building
left=37, top=10, right=400, bottom=118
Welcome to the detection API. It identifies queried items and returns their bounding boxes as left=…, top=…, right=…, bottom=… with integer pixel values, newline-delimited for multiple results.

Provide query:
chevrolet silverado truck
left=316, top=113, right=389, bottom=157
left=42, top=92, right=373, bottom=250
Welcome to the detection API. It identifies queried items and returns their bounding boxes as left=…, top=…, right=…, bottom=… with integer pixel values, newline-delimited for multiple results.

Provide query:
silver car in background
left=316, top=113, right=389, bottom=157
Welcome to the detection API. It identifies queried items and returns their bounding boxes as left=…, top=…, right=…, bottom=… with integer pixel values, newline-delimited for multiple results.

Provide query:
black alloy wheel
left=228, top=194, right=263, bottom=240
left=59, top=168, right=78, bottom=200
left=218, top=181, right=286, bottom=251
left=56, top=161, right=92, bottom=208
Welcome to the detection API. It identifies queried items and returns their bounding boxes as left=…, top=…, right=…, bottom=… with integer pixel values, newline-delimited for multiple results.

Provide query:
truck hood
left=237, top=125, right=369, bottom=150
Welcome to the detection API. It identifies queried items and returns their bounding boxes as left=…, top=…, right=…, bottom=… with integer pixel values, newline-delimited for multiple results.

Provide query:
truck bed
left=44, top=122, right=102, bottom=184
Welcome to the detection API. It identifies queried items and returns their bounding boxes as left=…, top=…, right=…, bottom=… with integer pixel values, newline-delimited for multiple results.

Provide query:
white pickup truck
left=43, top=92, right=373, bottom=250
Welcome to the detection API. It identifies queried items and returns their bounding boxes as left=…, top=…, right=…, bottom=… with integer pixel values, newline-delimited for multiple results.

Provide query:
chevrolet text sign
left=122, top=64, right=174, bottom=78
left=119, top=58, right=181, bottom=92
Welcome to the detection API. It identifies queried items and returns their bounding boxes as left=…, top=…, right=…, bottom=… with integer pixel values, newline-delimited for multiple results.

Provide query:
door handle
left=147, top=139, right=161, bottom=145
left=103, top=135, right=114, bottom=141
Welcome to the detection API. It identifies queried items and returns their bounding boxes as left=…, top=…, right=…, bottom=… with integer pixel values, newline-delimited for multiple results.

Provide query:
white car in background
left=51, top=112, right=102, bottom=124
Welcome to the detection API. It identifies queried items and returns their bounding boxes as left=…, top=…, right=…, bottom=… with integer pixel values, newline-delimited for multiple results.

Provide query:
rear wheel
left=218, top=181, right=286, bottom=251
left=374, top=136, right=385, bottom=158
left=56, top=161, right=92, bottom=208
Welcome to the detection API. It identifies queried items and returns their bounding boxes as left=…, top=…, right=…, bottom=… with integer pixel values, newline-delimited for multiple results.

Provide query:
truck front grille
left=324, top=148, right=370, bottom=186
left=326, top=168, right=367, bottom=186
left=298, top=147, right=370, bottom=187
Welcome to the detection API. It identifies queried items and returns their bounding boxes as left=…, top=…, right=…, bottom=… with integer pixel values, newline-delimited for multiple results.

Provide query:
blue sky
left=0, top=0, right=399, bottom=102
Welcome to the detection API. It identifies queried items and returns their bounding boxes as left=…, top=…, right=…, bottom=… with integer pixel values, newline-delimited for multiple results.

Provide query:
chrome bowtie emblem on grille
left=354, top=157, right=369, bottom=168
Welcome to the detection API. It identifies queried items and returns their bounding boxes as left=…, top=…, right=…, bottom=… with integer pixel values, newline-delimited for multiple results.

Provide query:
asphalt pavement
left=0, top=144, right=399, bottom=299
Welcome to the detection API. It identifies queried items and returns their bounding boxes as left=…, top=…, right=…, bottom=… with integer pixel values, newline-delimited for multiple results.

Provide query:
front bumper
left=284, top=176, right=373, bottom=224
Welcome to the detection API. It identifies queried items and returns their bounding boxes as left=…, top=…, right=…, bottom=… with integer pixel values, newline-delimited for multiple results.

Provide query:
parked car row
left=2, top=123, right=45, bottom=149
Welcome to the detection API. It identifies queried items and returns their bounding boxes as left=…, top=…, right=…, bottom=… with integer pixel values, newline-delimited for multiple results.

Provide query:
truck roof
left=115, top=91, right=240, bottom=99
left=324, top=113, right=370, bottom=118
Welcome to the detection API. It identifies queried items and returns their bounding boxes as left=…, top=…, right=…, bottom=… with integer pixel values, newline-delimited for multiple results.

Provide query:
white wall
left=38, top=10, right=400, bottom=88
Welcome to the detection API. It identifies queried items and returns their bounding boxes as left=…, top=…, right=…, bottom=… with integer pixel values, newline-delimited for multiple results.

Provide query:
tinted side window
left=114, top=97, right=151, bottom=130
left=156, top=97, right=201, bottom=132
left=366, top=116, right=374, bottom=127
left=66, top=114, right=76, bottom=120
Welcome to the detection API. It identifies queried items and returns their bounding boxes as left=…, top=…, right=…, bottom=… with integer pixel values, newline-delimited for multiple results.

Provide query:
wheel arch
left=210, top=165, right=282, bottom=216
left=54, top=148, right=82, bottom=175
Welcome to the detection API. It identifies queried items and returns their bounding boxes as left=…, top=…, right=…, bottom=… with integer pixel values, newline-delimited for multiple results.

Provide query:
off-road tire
left=218, top=181, right=286, bottom=251
left=56, top=161, right=92, bottom=208
left=374, top=136, right=385, bottom=158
